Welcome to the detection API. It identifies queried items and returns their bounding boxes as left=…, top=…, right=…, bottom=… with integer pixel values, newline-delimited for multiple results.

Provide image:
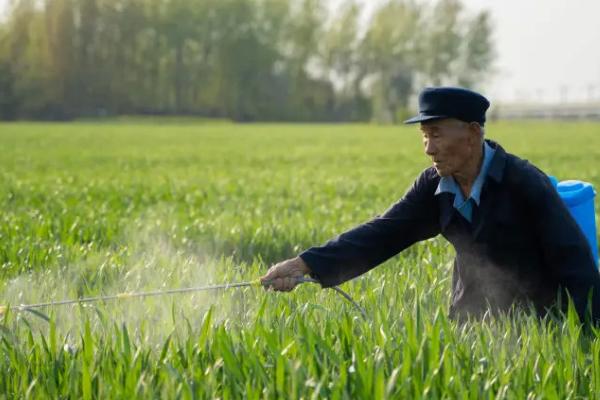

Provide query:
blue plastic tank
left=550, top=178, right=598, bottom=266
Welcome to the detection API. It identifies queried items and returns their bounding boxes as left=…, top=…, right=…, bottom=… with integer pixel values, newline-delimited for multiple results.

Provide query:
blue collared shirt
left=434, top=141, right=496, bottom=222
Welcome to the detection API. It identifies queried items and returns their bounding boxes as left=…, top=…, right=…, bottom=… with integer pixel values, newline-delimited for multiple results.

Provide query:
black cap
left=404, top=87, right=490, bottom=125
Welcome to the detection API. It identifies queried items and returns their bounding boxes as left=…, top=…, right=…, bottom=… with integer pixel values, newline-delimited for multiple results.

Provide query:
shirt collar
left=434, top=141, right=496, bottom=206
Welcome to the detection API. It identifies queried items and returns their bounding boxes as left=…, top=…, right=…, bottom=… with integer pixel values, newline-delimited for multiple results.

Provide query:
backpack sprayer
left=0, top=276, right=367, bottom=319
left=550, top=177, right=599, bottom=267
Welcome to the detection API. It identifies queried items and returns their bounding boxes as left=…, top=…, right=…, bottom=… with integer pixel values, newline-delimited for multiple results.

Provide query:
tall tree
left=5, top=0, right=57, bottom=118
left=45, top=0, right=77, bottom=117
left=320, top=1, right=367, bottom=120
left=0, top=23, right=18, bottom=119
left=362, top=0, right=421, bottom=123
left=420, top=0, right=463, bottom=86
left=456, top=11, right=494, bottom=89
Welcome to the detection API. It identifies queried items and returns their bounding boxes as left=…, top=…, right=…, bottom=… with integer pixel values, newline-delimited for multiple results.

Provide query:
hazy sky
left=452, top=0, right=600, bottom=104
left=332, top=0, right=600, bottom=104
left=2, top=0, right=599, bottom=104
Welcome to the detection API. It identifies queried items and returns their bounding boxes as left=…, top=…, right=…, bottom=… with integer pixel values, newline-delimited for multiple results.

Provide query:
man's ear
left=468, top=122, right=482, bottom=143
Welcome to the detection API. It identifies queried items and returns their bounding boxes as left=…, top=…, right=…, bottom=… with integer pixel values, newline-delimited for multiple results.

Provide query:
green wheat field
left=2, top=120, right=600, bottom=398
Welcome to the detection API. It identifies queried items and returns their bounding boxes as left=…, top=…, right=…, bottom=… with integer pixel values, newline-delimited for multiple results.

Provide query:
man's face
left=419, top=118, right=478, bottom=177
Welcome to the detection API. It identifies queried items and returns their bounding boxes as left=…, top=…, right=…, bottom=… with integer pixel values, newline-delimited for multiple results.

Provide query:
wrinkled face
left=420, top=118, right=479, bottom=177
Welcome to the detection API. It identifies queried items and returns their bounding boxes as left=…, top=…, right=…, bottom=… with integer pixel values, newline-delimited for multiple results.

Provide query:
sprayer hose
left=0, top=277, right=367, bottom=319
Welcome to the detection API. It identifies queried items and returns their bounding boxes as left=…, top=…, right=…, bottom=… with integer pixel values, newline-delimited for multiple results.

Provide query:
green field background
left=1, top=121, right=600, bottom=398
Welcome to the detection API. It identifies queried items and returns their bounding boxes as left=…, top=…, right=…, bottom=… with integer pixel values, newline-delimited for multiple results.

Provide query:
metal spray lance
left=0, top=277, right=366, bottom=319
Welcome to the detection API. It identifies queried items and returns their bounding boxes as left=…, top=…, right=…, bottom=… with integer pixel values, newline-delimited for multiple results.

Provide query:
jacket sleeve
left=299, top=169, right=441, bottom=288
left=525, top=165, right=600, bottom=323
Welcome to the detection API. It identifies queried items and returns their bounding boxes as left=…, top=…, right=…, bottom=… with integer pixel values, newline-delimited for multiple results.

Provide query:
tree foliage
left=0, top=0, right=494, bottom=122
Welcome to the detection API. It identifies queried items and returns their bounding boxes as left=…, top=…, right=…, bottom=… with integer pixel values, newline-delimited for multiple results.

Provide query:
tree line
left=0, top=0, right=494, bottom=122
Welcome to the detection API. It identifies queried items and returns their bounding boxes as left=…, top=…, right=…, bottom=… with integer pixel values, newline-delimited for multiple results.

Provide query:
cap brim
left=403, top=114, right=448, bottom=124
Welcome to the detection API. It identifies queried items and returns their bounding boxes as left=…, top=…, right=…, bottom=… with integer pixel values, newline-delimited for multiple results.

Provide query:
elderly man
left=261, top=87, right=600, bottom=323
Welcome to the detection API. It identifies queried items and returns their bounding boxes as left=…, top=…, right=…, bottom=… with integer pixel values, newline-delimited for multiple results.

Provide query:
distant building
left=492, top=102, right=600, bottom=121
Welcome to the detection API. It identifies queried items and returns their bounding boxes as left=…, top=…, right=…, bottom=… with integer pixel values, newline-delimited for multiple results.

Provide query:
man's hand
left=261, top=256, right=311, bottom=291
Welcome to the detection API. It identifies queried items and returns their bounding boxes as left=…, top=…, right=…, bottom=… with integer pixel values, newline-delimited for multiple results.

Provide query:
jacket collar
left=438, top=139, right=508, bottom=234
left=484, top=139, right=507, bottom=183
left=435, top=141, right=496, bottom=207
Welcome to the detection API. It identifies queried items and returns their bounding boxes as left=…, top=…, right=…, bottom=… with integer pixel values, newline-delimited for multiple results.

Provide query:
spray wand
left=0, top=277, right=366, bottom=319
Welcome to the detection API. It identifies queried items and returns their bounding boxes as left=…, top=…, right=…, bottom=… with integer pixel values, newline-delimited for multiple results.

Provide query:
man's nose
left=424, top=139, right=437, bottom=156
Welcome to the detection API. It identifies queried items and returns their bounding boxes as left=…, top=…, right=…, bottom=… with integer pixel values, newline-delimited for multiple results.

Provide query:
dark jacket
left=300, top=140, right=600, bottom=322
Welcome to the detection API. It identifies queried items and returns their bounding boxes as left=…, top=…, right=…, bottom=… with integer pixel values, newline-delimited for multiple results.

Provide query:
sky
left=449, top=0, right=600, bottom=104
left=331, top=0, right=600, bottom=104
left=1, top=0, right=599, bottom=104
